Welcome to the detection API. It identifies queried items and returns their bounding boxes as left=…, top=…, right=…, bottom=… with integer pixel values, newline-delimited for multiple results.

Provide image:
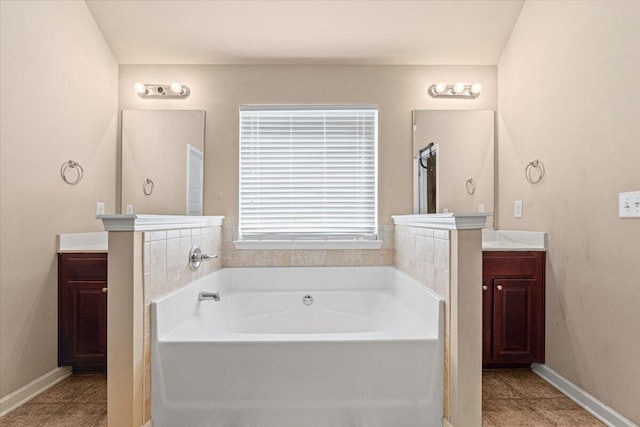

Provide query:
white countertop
left=482, top=229, right=547, bottom=251
left=57, top=232, right=108, bottom=253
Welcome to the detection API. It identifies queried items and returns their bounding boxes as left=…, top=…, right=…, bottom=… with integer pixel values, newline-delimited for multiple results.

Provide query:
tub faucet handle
left=189, top=246, right=217, bottom=271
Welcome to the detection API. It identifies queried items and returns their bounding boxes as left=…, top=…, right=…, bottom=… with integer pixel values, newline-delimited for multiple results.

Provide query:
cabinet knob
left=497, top=285, right=503, bottom=291
left=482, top=285, right=488, bottom=291
left=102, top=287, right=108, bottom=293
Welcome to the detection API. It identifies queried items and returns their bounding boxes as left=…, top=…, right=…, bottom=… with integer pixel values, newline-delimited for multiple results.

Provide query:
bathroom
left=0, top=1, right=639, bottom=427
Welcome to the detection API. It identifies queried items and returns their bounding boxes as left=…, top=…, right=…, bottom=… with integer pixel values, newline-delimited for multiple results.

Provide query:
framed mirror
left=412, top=110, right=494, bottom=220
left=121, top=110, right=205, bottom=215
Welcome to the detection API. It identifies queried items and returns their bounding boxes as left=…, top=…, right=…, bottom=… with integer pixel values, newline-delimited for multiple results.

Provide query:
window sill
left=233, top=240, right=384, bottom=250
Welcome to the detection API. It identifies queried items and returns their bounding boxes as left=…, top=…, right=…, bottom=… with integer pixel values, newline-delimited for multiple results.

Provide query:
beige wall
left=498, top=1, right=640, bottom=423
left=118, top=65, right=496, bottom=224
left=0, top=1, right=118, bottom=398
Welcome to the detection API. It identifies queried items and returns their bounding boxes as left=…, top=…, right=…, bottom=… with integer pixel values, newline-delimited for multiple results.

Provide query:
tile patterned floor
left=0, top=373, right=106, bottom=427
left=0, top=370, right=605, bottom=426
left=483, top=370, right=605, bottom=426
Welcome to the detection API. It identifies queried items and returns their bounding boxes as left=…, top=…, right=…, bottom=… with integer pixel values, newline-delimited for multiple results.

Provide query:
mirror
left=412, top=110, right=494, bottom=220
left=121, top=110, right=205, bottom=215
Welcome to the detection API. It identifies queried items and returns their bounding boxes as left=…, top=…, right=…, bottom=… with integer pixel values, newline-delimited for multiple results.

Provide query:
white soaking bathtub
left=152, top=266, right=444, bottom=427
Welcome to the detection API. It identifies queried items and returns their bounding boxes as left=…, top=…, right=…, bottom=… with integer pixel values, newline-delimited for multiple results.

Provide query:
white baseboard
left=0, top=366, right=72, bottom=417
left=532, top=363, right=637, bottom=427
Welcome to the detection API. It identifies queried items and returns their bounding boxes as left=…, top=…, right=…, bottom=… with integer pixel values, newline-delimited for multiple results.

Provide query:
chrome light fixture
left=428, top=82, right=482, bottom=99
left=134, top=82, right=191, bottom=99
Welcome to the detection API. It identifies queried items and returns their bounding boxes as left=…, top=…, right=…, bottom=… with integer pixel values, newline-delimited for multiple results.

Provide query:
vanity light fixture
left=428, top=82, right=482, bottom=99
left=133, top=82, right=191, bottom=99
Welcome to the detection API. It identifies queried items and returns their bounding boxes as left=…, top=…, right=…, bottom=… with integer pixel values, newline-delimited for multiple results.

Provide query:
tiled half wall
left=394, top=224, right=451, bottom=419
left=142, top=226, right=223, bottom=422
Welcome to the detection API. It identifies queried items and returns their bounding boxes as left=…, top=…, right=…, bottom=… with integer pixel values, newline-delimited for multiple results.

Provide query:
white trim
left=99, top=215, right=224, bottom=231
left=0, top=366, right=72, bottom=416
left=391, top=213, right=490, bottom=230
left=532, top=363, right=637, bottom=427
left=233, top=239, right=383, bottom=250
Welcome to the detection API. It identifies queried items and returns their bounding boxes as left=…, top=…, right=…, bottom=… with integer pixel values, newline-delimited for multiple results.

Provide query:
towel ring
left=525, top=159, right=545, bottom=184
left=60, top=160, right=84, bottom=185
left=465, top=178, right=476, bottom=195
left=143, top=178, right=154, bottom=195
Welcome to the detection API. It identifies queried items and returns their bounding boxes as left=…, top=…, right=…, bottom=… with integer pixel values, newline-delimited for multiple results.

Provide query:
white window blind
left=239, top=105, right=378, bottom=241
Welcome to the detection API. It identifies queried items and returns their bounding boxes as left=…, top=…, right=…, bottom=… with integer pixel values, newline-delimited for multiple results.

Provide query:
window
left=239, top=105, right=378, bottom=243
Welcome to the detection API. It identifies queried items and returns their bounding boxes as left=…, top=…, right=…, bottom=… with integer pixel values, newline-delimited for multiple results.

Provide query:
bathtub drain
left=302, top=295, right=313, bottom=306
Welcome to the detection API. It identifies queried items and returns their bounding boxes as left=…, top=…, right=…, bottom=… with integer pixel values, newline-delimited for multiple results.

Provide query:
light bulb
left=470, top=83, right=483, bottom=95
left=434, top=82, right=447, bottom=94
left=170, top=82, right=183, bottom=94
left=453, top=82, right=466, bottom=94
left=133, top=82, right=147, bottom=95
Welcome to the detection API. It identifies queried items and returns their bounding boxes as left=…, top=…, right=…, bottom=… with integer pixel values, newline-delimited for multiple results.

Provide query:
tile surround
left=222, top=225, right=394, bottom=267
left=139, top=223, right=455, bottom=424
left=394, top=225, right=450, bottom=301
left=394, top=224, right=452, bottom=421
left=141, top=225, right=222, bottom=423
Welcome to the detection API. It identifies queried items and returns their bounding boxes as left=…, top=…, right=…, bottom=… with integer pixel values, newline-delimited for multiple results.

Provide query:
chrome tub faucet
left=198, top=292, right=220, bottom=302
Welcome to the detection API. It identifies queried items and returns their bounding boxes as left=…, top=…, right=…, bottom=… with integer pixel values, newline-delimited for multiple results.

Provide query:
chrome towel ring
left=466, top=178, right=476, bottom=195
left=143, top=178, right=154, bottom=195
left=525, top=160, right=545, bottom=184
left=60, top=160, right=84, bottom=185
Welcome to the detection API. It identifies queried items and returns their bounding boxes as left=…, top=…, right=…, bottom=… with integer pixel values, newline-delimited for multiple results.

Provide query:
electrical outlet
left=442, top=208, right=449, bottom=213
left=479, top=204, right=485, bottom=213
left=619, top=191, right=640, bottom=218
left=96, top=202, right=105, bottom=216
left=514, top=200, right=523, bottom=218
left=126, top=204, right=134, bottom=215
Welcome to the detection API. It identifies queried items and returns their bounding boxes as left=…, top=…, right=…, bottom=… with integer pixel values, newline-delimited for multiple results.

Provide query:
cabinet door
left=492, top=278, right=544, bottom=363
left=62, top=283, right=107, bottom=364
left=58, top=254, right=107, bottom=370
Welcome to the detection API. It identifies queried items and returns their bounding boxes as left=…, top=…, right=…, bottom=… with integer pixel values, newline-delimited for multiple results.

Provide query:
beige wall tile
left=148, top=240, right=166, bottom=273
left=166, top=238, right=181, bottom=268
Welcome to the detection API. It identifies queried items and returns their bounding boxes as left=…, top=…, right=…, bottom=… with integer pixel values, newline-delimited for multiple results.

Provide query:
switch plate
left=479, top=204, right=485, bottom=213
left=514, top=200, right=523, bottom=218
left=96, top=202, right=105, bottom=216
left=126, top=204, right=134, bottom=215
left=619, top=191, right=640, bottom=218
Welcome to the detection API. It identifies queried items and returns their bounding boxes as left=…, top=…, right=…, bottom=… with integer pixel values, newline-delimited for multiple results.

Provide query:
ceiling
left=85, top=0, right=524, bottom=65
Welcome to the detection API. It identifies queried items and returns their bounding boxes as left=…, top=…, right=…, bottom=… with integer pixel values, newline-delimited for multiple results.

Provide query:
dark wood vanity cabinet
left=482, top=251, right=545, bottom=368
left=58, top=253, right=107, bottom=371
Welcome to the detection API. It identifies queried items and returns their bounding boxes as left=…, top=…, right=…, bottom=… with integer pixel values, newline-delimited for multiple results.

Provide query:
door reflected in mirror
left=121, top=110, right=205, bottom=215
left=413, top=110, right=494, bottom=221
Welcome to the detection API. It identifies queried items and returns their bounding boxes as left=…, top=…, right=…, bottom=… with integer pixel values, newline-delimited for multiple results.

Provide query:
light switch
left=96, top=202, right=105, bottom=216
left=619, top=191, right=640, bottom=218
left=514, top=200, right=523, bottom=218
